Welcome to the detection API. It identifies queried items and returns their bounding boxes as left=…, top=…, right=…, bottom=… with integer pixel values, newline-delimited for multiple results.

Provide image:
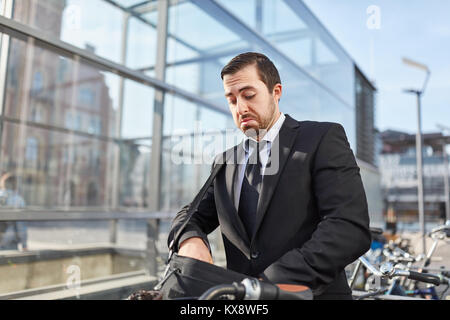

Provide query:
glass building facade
left=0, top=0, right=381, bottom=299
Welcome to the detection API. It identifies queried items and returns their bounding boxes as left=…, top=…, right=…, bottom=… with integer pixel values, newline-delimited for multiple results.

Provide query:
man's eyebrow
left=224, top=86, right=256, bottom=97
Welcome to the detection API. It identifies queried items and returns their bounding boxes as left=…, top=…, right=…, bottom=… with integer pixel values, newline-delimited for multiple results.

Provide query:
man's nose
left=236, top=98, right=249, bottom=115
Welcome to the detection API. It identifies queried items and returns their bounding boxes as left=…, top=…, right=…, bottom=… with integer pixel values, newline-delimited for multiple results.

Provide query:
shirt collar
left=242, top=113, right=286, bottom=153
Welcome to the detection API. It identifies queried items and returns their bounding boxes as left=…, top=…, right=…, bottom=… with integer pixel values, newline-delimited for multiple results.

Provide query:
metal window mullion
left=194, top=62, right=203, bottom=192
left=15, top=36, right=36, bottom=199
left=0, top=114, right=116, bottom=143
left=0, top=0, right=14, bottom=116
left=147, top=0, right=169, bottom=277
left=0, top=209, right=176, bottom=221
left=148, top=0, right=169, bottom=212
left=108, top=11, right=131, bottom=245
left=61, top=55, right=80, bottom=208
left=0, top=0, right=14, bottom=167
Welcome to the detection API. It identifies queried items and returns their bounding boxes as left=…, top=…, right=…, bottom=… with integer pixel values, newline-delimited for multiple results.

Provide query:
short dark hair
left=220, top=52, right=281, bottom=92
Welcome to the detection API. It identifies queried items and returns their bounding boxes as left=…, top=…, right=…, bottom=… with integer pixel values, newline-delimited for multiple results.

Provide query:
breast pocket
left=283, top=151, right=308, bottom=174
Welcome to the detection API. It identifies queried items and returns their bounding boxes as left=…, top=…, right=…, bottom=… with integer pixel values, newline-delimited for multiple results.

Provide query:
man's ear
left=273, top=83, right=282, bottom=102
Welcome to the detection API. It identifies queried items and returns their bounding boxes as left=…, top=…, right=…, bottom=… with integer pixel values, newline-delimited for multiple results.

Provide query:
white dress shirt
left=233, top=113, right=286, bottom=210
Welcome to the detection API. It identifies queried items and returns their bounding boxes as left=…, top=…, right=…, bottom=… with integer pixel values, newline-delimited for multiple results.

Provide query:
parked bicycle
left=353, top=259, right=449, bottom=300
left=349, top=221, right=450, bottom=300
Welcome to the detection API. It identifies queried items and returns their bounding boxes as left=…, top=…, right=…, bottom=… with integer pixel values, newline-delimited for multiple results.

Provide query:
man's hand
left=178, top=237, right=213, bottom=264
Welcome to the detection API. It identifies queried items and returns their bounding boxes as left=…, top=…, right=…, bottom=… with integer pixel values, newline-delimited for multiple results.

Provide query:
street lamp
left=402, top=57, right=431, bottom=255
left=436, top=123, right=450, bottom=222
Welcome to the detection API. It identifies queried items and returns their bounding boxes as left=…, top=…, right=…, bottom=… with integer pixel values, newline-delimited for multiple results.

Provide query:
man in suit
left=167, top=52, right=371, bottom=300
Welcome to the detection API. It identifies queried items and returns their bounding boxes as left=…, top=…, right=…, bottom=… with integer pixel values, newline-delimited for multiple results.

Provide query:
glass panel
left=118, top=80, right=154, bottom=209
left=116, top=219, right=146, bottom=250
left=262, top=0, right=355, bottom=109
left=121, top=80, right=154, bottom=139
left=161, top=93, right=236, bottom=212
left=280, top=74, right=356, bottom=151
left=165, top=0, right=248, bottom=109
left=118, top=136, right=152, bottom=208
left=126, top=16, right=157, bottom=70
left=115, top=219, right=169, bottom=263
left=141, top=8, right=158, bottom=25
left=166, top=36, right=198, bottom=65
left=169, top=2, right=242, bottom=51
left=262, top=0, right=307, bottom=34
left=3, top=37, right=119, bottom=138
left=0, top=121, right=114, bottom=208
left=0, top=33, right=156, bottom=210
left=8, top=0, right=158, bottom=69
left=215, top=0, right=258, bottom=30
left=26, top=221, right=110, bottom=249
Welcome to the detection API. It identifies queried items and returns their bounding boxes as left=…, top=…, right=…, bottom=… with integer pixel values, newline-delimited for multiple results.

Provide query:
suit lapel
left=222, top=143, right=251, bottom=246
left=252, top=114, right=300, bottom=242
left=224, top=145, right=238, bottom=209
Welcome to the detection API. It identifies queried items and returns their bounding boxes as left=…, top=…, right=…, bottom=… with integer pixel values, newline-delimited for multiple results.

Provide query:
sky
left=303, top=0, right=450, bottom=135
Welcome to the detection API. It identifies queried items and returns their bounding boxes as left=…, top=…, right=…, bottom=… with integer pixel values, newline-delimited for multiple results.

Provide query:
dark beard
left=242, top=101, right=277, bottom=140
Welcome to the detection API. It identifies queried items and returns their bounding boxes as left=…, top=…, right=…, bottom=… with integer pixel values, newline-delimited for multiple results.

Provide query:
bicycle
left=349, top=221, right=450, bottom=299
left=351, top=250, right=450, bottom=300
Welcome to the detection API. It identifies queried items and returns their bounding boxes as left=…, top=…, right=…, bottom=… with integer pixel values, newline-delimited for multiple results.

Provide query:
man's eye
left=245, top=95, right=255, bottom=100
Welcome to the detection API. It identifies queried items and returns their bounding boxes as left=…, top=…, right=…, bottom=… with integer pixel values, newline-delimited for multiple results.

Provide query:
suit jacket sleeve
left=262, top=123, right=372, bottom=295
left=167, top=161, right=220, bottom=252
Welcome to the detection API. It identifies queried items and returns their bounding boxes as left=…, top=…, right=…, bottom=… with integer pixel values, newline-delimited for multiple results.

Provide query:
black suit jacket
left=167, top=114, right=371, bottom=299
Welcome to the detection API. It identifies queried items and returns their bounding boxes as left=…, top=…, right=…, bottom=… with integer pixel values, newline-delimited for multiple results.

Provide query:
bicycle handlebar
left=198, top=278, right=313, bottom=300
left=256, top=281, right=312, bottom=300
left=405, top=270, right=442, bottom=286
left=198, top=284, right=244, bottom=300
left=428, top=220, right=450, bottom=237
left=380, top=262, right=446, bottom=286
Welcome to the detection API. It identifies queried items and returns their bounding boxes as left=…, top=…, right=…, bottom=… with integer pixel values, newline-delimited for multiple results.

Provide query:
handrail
left=0, top=210, right=176, bottom=221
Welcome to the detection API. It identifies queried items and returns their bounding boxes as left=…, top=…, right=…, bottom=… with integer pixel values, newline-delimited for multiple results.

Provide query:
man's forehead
left=223, top=66, right=262, bottom=94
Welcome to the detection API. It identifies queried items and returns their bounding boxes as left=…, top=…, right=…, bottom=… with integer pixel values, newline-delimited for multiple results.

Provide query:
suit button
left=251, top=251, right=260, bottom=259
